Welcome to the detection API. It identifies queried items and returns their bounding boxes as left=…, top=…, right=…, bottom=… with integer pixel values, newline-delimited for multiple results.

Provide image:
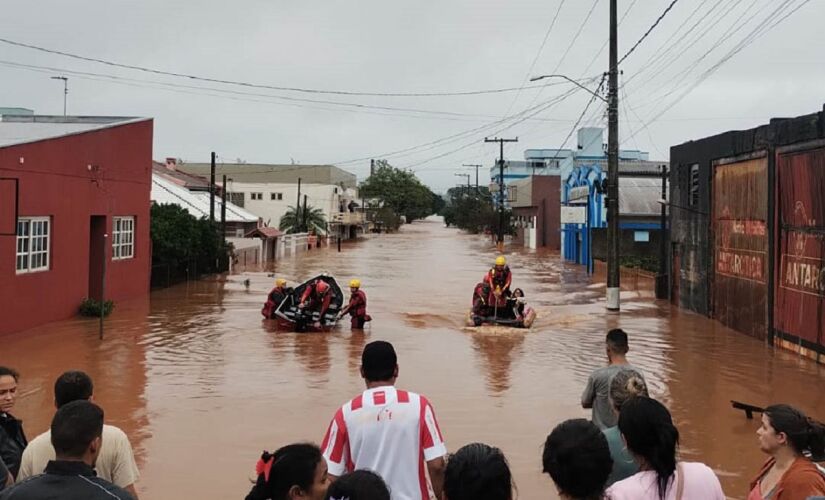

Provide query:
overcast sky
left=2, top=0, right=823, bottom=192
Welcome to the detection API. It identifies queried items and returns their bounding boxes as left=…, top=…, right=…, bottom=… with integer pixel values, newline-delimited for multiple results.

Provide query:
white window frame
left=113, top=216, right=135, bottom=260
left=270, top=192, right=283, bottom=201
left=251, top=192, right=263, bottom=201
left=16, top=217, right=50, bottom=274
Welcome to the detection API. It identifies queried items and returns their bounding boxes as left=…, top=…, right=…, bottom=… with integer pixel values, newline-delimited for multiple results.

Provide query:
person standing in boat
left=484, top=256, right=513, bottom=307
left=262, top=278, right=292, bottom=319
left=298, top=280, right=333, bottom=327
left=338, top=279, right=370, bottom=329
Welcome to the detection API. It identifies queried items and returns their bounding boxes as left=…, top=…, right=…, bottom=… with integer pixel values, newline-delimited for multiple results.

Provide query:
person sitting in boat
left=261, top=278, right=292, bottom=319
left=337, top=279, right=371, bottom=329
left=484, top=256, right=512, bottom=299
left=509, top=288, right=527, bottom=323
left=471, top=282, right=493, bottom=325
left=298, top=279, right=333, bottom=326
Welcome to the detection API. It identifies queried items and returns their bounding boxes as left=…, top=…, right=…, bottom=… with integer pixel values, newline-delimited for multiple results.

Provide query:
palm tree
left=279, top=204, right=327, bottom=234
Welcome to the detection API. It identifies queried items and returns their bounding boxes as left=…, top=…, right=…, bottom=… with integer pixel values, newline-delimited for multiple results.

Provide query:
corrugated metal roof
left=151, top=174, right=258, bottom=222
left=619, top=177, right=666, bottom=216
left=0, top=115, right=147, bottom=148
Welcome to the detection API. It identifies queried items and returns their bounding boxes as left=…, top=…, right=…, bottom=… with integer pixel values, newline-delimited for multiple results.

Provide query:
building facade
left=508, top=175, right=561, bottom=250
left=0, top=115, right=153, bottom=335
left=669, top=105, right=825, bottom=362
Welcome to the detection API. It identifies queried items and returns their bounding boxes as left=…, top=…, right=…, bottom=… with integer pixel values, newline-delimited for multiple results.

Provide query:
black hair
left=609, top=369, right=648, bottom=413
left=325, top=470, right=390, bottom=500
left=246, top=443, right=324, bottom=500
left=542, top=419, right=612, bottom=500
left=606, top=329, right=629, bottom=354
left=444, top=443, right=513, bottom=500
left=0, top=366, right=19, bottom=382
left=55, top=371, right=94, bottom=408
left=512, top=288, right=524, bottom=298
left=50, top=400, right=104, bottom=458
left=361, top=341, right=397, bottom=382
left=764, top=404, right=825, bottom=459
left=618, top=397, right=678, bottom=500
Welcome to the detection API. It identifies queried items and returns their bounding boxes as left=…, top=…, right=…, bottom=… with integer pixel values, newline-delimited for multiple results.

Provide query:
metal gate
left=774, top=142, right=825, bottom=357
left=712, top=154, right=769, bottom=339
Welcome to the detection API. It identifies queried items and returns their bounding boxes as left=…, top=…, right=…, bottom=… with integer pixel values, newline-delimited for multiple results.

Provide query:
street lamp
left=50, top=76, right=68, bottom=116
left=529, top=74, right=607, bottom=102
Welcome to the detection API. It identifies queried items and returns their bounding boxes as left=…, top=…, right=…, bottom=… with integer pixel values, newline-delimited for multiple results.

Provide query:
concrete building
left=177, top=163, right=365, bottom=240
left=0, top=114, right=153, bottom=335
left=508, top=176, right=561, bottom=250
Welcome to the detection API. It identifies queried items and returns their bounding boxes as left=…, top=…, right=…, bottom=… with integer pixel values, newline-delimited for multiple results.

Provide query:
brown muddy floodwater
left=4, top=217, right=825, bottom=499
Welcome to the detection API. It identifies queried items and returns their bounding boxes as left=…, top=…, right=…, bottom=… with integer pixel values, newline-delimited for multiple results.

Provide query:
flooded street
left=5, top=217, right=825, bottom=499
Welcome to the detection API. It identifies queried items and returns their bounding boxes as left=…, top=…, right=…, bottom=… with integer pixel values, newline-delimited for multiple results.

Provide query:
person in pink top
left=605, top=397, right=725, bottom=500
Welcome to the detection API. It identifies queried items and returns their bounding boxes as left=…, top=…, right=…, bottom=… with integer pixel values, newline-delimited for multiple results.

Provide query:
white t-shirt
left=322, top=386, right=447, bottom=500
left=17, top=424, right=139, bottom=488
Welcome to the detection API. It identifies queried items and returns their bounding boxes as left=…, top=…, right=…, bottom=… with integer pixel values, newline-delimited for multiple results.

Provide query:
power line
left=618, top=0, right=683, bottom=65
left=0, top=36, right=587, bottom=98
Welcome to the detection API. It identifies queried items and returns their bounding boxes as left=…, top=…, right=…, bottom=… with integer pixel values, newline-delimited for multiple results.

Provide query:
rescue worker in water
left=297, top=279, right=333, bottom=328
left=337, top=279, right=371, bottom=329
left=484, top=256, right=513, bottom=306
left=261, top=278, right=292, bottom=319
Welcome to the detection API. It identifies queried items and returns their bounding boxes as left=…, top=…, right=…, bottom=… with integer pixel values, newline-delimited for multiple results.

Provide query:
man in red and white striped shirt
left=321, top=341, right=447, bottom=500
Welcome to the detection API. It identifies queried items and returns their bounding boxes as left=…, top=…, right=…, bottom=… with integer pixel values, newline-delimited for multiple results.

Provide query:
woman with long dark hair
left=749, top=404, right=825, bottom=499
left=245, top=443, right=330, bottom=500
left=606, top=397, right=724, bottom=500
left=604, top=369, right=648, bottom=486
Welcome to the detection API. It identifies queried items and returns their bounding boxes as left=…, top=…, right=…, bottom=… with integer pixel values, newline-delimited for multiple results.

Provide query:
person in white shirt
left=17, top=371, right=139, bottom=499
left=321, top=341, right=447, bottom=500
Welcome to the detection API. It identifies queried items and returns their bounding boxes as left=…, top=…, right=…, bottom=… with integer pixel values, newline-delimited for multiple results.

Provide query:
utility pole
left=303, top=194, right=309, bottom=233
left=484, top=137, right=518, bottom=251
left=606, top=0, right=621, bottom=311
left=454, top=173, right=471, bottom=193
left=221, top=174, right=227, bottom=240
left=210, top=152, right=216, bottom=222
left=50, top=76, right=68, bottom=116
left=463, top=164, right=482, bottom=191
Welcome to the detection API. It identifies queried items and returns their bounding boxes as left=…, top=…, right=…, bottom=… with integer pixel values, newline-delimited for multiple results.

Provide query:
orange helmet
left=316, top=281, right=330, bottom=294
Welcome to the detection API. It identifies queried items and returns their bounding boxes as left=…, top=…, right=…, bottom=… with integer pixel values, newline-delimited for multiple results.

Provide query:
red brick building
left=0, top=115, right=153, bottom=335
left=509, top=175, right=561, bottom=250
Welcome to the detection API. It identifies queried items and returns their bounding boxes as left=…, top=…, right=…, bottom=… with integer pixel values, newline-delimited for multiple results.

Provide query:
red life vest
left=348, top=289, right=367, bottom=317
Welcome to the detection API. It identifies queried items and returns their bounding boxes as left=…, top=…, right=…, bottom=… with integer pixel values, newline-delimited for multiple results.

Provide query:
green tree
left=360, top=162, right=438, bottom=223
left=441, top=187, right=513, bottom=235
left=278, top=204, right=327, bottom=234
left=150, top=203, right=230, bottom=273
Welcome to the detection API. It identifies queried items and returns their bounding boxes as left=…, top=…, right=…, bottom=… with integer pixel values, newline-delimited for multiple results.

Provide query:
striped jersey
left=321, top=386, right=446, bottom=500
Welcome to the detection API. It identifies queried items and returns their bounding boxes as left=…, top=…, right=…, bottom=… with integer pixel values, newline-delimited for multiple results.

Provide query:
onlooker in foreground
left=246, top=443, right=330, bottom=500
left=0, top=366, right=27, bottom=480
left=18, top=370, right=140, bottom=497
left=444, top=443, right=513, bottom=500
left=321, top=341, right=447, bottom=500
left=604, top=369, right=649, bottom=486
left=0, top=400, right=133, bottom=500
left=749, top=404, right=825, bottom=499
left=0, top=458, right=9, bottom=492
left=582, top=329, right=645, bottom=430
left=606, top=397, right=725, bottom=500
left=325, top=470, right=390, bottom=500
left=543, top=418, right=612, bottom=500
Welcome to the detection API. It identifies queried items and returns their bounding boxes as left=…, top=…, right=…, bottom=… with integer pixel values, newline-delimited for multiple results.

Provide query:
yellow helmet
left=495, top=256, right=506, bottom=266
left=275, top=278, right=287, bottom=287
left=349, top=279, right=361, bottom=289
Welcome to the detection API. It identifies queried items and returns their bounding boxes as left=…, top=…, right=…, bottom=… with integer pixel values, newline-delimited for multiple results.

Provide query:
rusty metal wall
left=774, top=143, right=825, bottom=352
left=712, top=155, right=769, bottom=339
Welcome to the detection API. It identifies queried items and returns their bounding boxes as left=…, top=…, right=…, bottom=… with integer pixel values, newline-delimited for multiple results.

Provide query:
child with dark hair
left=543, top=419, right=612, bottom=500
left=749, top=404, right=825, bottom=499
left=444, top=443, right=513, bottom=500
left=246, top=443, right=330, bottom=500
left=325, top=470, right=390, bottom=500
left=0, top=366, right=26, bottom=481
left=606, top=397, right=724, bottom=500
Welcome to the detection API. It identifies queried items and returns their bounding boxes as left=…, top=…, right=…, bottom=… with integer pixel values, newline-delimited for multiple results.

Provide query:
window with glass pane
left=16, top=217, right=49, bottom=273
left=113, top=217, right=135, bottom=260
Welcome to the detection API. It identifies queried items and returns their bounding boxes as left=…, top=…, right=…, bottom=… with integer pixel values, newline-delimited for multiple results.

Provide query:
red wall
left=0, top=120, right=153, bottom=335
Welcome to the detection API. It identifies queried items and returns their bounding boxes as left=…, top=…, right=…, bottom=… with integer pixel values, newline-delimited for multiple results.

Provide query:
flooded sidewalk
left=4, top=217, right=825, bottom=499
